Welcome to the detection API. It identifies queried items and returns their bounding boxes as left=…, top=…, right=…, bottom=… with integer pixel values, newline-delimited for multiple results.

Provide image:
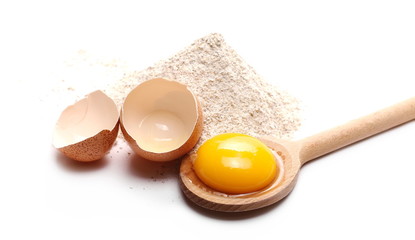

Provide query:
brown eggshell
left=120, top=78, right=203, bottom=162
left=57, top=125, right=119, bottom=162
left=53, top=90, right=120, bottom=162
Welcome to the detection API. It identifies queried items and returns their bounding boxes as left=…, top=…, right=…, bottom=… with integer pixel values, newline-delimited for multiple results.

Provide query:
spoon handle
left=299, top=97, right=415, bottom=165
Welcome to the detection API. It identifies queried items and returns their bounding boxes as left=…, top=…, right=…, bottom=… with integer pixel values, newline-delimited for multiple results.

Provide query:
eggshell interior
left=122, top=78, right=198, bottom=153
left=53, top=90, right=119, bottom=149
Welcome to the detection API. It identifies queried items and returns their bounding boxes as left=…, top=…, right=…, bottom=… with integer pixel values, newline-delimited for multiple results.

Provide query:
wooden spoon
left=180, top=97, right=415, bottom=212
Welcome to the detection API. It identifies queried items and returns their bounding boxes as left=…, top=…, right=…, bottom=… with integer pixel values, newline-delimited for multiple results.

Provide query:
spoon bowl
left=180, top=139, right=301, bottom=212
left=180, top=97, right=415, bottom=212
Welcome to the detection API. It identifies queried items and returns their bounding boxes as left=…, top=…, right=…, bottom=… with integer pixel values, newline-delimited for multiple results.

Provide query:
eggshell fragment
left=121, top=78, right=203, bottom=162
left=53, top=90, right=120, bottom=162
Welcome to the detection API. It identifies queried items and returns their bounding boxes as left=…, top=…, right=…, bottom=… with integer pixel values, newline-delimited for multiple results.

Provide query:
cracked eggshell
left=120, top=78, right=203, bottom=162
left=52, top=90, right=120, bottom=162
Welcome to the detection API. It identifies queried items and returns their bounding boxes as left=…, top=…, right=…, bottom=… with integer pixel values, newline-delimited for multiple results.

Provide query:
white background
left=1, top=0, right=414, bottom=239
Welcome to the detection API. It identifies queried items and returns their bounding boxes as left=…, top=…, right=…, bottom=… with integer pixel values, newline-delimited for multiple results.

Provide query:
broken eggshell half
left=120, top=78, right=203, bottom=162
left=52, top=90, right=120, bottom=162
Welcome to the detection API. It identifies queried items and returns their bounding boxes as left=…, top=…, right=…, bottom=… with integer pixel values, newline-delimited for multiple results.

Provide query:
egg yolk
left=193, top=133, right=278, bottom=194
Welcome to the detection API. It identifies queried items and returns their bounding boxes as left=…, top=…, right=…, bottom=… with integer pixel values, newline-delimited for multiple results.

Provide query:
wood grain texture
left=180, top=139, right=301, bottom=212
left=299, top=97, right=415, bottom=164
left=180, top=97, right=415, bottom=212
